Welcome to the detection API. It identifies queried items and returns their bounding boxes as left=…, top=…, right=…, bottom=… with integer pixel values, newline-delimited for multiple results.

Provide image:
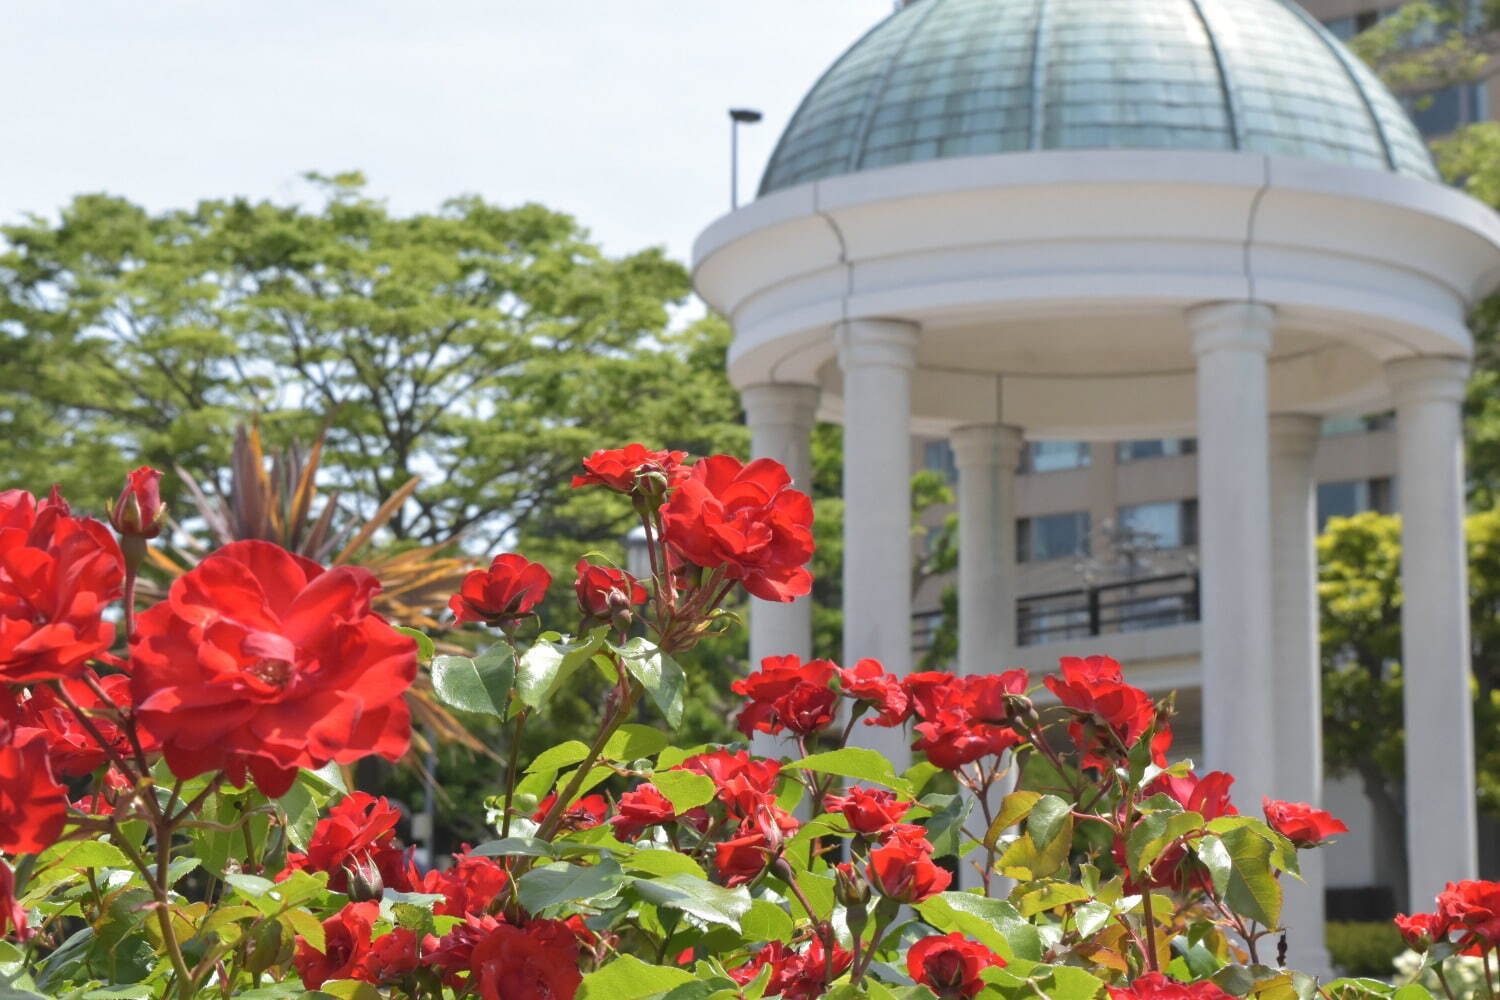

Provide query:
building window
left=1017, top=511, right=1091, bottom=563
left=1317, top=477, right=1396, bottom=529
left=1117, top=499, right=1198, bottom=550
left=1116, top=438, right=1196, bottom=463
left=1321, top=413, right=1395, bottom=436
left=1022, top=441, right=1090, bottom=474
left=1408, top=82, right=1487, bottom=136
left=922, top=440, right=958, bottom=484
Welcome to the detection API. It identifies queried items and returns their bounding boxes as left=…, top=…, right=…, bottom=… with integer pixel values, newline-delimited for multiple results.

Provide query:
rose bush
left=0, top=446, right=1463, bottom=1000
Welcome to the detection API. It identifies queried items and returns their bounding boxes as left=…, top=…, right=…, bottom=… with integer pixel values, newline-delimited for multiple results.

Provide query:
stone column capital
left=1268, top=413, right=1322, bottom=458
left=949, top=423, right=1025, bottom=469
left=1187, top=301, right=1276, bottom=356
left=836, top=319, right=920, bottom=371
left=1385, top=356, right=1471, bottom=406
left=740, top=382, right=821, bottom=428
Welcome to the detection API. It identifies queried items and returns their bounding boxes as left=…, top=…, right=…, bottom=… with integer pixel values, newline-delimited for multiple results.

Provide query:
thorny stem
left=774, top=860, right=837, bottom=981
left=122, top=564, right=138, bottom=641
left=535, top=669, right=640, bottom=842
left=1483, top=947, right=1497, bottom=1000
left=1140, top=889, right=1161, bottom=972
left=1434, top=961, right=1459, bottom=1000
left=501, top=710, right=529, bottom=839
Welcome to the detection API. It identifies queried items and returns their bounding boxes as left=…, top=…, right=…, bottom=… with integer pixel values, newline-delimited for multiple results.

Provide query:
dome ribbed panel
left=758, top=0, right=1439, bottom=196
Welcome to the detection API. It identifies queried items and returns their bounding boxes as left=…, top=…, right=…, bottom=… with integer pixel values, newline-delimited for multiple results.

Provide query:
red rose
left=1261, top=798, right=1348, bottom=848
left=838, top=658, right=911, bottom=726
left=913, top=708, right=1021, bottom=771
left=573, top=560, right=646, bottom=621
left=729, top=938, right=852, bottom=1000
left=1394, top=911, right=1447, bottom=951
left=533, top=792, right=608, bottom=832
left=0, top=724, right=67, bottom=854
left=294, top=901, right=377, bottom=989
left=680, top=749, right=781, bottom=795
left=661, top=455, right=813, bottom=603
left=281, top=792, right=411, bottom=896
left=732, top=655, right=838, bottom=737
left=610, top=784, right=679, bottom=842
left=714, top=800, right=796, bottom=887
left=410, top=846, right=510, bottom=918
left=130, top=540, right=415, bottom=797
left=908, top=933, right=1006, bottom=999
left=0, top=487, right=124, bottom=682
left=468, top=919, right=583, bottom=1000
left=109, top=466, right=167, bottom=540
left=0, top=860, right=29, bottom=942
left=868, top=832, right=952, bottom=903
left=963, top=671, right=1031, bottom=725
left=17, top=671, right=152, bottom=777
left=427, top=914, right=504, bottom=981
left=1148, top=771, right=1237, bottom=820
left=1045, top=656, right=1165, bottom=769
left=824, top=787, right=911, bottom=836
left=358, top=927, right=421, bottom=985
left=1437, top=880, right=1500, bottom=948
left=570, top=445, right=688, bottom=494
left=450, top=553, right=551, bottom=627
left=1107, top=972, right=1232, bottom=1000
left=906, top=671, right=961, bottom=721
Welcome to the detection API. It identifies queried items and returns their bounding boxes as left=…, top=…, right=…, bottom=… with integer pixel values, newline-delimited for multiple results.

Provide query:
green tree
left=1318, top=509, right=1500, bottom=904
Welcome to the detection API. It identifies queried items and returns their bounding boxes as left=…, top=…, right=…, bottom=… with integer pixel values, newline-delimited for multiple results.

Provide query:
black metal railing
left=1016, top=572, right=1200, bottom=647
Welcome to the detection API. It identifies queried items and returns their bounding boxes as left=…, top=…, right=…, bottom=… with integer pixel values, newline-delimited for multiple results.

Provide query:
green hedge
left=1327, top=921, right=1406, bottom=977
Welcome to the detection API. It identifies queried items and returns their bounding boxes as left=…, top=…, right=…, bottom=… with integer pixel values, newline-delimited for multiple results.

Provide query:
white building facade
left=693, top=0, right=1500, bottom=973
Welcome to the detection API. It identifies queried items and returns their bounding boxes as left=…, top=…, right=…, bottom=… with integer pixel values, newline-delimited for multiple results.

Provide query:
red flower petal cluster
left=732, top=655, right=838, bottom=737
left=1107, top=973, right=1232, bottom=1000
left=1045, top=656, right=1169, bottom=770
left=661, top=455, right=813, bottom=603
left=908, top=669, right=1029, bottom=770
left=409, top=846, right=510, bottom=918
left=467, top=918, right=584, bottom=1000
left=450, top=553, right=552, bottom=627
left=1261, top=798, right=1348, bottom=848
left=1115, top=771, right=1237, bottom=894
left=109, top=466, right=167, bottom=540
left=573, top=561, right=647, bottom=622
left=867, top=824, right=952, bottom=903
left=610, top=784, right=679, bottom=842
left=570, top=445, right=688, bottom=494
left=130, top=540, right=416, bottom=797
left=1394, top=911, right=1446, bottom=951
left=0, top=860, right=29, bottom=942
left=0, top=487, right=123, bottom=682
left=533, top=793, right=608, bottom=832
left=17, top=671, right=151, bottom=777
left=823, top=787, right=911, bottom=836
left=838, top=658, right=911, bottom=727
left=293, top=901, right=378, bottom=988
left=907, top=932, right=1006, bottom=999
left=1437, top=879, right=1500, bottom=949
left=281, top=792, right=412, bottom=895
left=0, top=723, right=67, bottom=854
left=728, top=938, right=853, bottom=1000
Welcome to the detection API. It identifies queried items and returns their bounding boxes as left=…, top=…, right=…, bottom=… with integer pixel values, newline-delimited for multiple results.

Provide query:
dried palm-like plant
left=144, top=424, right=492, bottom=764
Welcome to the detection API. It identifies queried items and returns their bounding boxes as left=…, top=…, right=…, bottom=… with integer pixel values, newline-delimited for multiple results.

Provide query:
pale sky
left=1, top=1, right=894, bottom=265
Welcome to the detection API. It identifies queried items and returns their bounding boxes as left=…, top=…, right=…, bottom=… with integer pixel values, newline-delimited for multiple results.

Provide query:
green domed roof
left=759, top=0, right=1437, bottom=196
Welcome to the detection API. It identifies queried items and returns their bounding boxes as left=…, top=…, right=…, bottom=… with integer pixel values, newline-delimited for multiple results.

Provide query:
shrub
left=1327, top=921, right=1405, bottom=977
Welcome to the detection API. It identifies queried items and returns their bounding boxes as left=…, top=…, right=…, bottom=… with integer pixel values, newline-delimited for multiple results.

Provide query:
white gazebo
left=695, top=0, right=1500, bottom=970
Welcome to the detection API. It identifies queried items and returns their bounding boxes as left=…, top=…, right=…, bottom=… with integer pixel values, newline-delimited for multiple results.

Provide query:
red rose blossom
left=468, top=919, right=583, bottom=1000
left=1045, top=656, right=1166, bottom=769
left=449, top=553, right=551, bottom=627
left=573, top=560, right=647, bottom=621
left=1436, top=879, right=1500, bottom=948
left=130, top=540, right=416, bottom=797
left=109, top=466, right=167, bottom=540
left=908, top=933, right=1006, bottom=999
left=358, top=926, right=421, bottom=985
left=838, top=658, right=911, bottom=726
left=661, top=455, right=813, bottom=602
left=728, top=938, right=853, bottom=1000
left=0, top=860, right=29, bottom=942
left=1108, top=973, right=1232, bottom=1000
left=1394, top=911, right=1448, bottom=951
left=533, top=792, right=608, bottom=832
left=908, top=670, right=1029, bottom=770
left=868, top=830, right=952, bottom=903
left=824, top=787, right=911, bottom=836
left=570, top=445, right=688, bottom=494
left=732, top=654, right=838, bottom=737
left=0, top=724, right=67, bottom=854
left=293, top=901, right=377, bottom=988
left=17, top=671, right=152, bottom=777
left=610, top=784, right=679, bottom=842
left=281, top=792, right=411, bottom=896
left=1261, top=798, right=1348, bottom=847
left=0, top=487, right=124, bottom=682
left=409, top=846, right=510, bottom=918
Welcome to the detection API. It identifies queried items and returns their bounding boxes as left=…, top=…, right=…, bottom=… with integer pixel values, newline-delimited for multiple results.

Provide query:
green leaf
left=394, top=626, right=434, bottom=662
left=985, top=790, right=1042, bottom=847
left=740, top=899, right=794, bottom=943
left=432, top=646, right=515, bottom=719
left=518, top=628, right=609, bottom=709
left=1200, top=828, right=1281, bottom=928
left=623, top=850, right=707, bottom=880
left=283, top=907, right=326, bottom=952
left=631, top=873, right=752, bottom=930
left=1016, top=881, right=1092, bottom=917
left=653, top=770, right=716, bottom=814
left=277, top=771, right=335, bottom=853
left=920, top=792, right=973, bottom=859
left=612, top=637, right=687, bottom=728
left=917, top=892, right=1044, bottom=962
left=470, top=836, right=557, bottom=859
left=1127, top=810, right=1204, bottom=874
left=577, top=955, right=697, bottom=1000
left=605, top=724, right=672, bottom=762
left=527, top=740, right=591, bottom=774
left=41, top=840, right=130, bottom=871
left=1074, top=901, right=1112, bottom=938
left=786, top=748, right=913, bottom=794
left=517, top=858, right=625, bottom=912
left=1027, top=795, right=1072, bottom=849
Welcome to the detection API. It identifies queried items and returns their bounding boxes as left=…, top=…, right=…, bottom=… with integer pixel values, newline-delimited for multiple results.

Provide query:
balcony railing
left=1016, top=572, right=1200, bottom=647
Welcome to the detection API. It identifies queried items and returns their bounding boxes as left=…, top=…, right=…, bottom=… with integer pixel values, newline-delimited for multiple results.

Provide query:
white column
left=837, top=319, right=919, bottom=770
left=1188, top=302, right=1277, bottom=808
left=1268, top=413, right=1331, bottom=976
left=741, top=383, right=821, bottom=760
left=949, top=424, right=1025, bottom=676
left=1386, top=356, right=1478, bottom=907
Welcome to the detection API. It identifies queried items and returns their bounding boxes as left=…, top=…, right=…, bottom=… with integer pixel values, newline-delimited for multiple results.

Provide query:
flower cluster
left=1397, top=879, right=1500, bottom=955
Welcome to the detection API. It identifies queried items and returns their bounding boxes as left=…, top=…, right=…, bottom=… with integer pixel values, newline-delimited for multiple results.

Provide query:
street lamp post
left=729, top=108, right=763, bottom=210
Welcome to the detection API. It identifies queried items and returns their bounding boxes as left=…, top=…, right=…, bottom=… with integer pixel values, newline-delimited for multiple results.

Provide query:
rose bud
left=342, top=855, right=385, bottom=902
left=110, top=466, right=167, bottom=540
